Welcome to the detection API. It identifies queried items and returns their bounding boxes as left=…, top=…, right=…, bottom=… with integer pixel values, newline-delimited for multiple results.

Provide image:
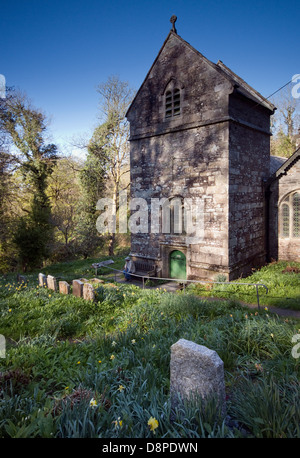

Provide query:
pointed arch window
left=165, top=88, right=181, bottom=118
left=280, top=191, right=300, bottom=238
left=293, top=192, right=300, bottom=237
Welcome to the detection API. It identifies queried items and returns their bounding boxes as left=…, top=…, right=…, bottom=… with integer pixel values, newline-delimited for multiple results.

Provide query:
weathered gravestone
left=38, top=273, right=47, bottom=288
left=72, top=279, right=84, bottom=298
left=170, top=339, right=226, bottom=417
left=17, top=274, right=27, bottom=284
left=90, top=278, right=104, bottom=284
left=59, top=281, right=70, bottom=295
left=83, top=283, right=95, bottom=301
left=91, top=259, right=114, bottom=274
left=47, top=275, right=57, bottom=292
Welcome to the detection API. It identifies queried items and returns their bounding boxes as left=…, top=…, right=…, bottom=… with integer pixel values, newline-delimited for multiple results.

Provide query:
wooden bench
left=133, top=261, right=156, bottom=280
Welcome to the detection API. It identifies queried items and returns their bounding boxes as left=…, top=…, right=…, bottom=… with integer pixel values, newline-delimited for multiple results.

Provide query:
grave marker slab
left=17, top=274, right=27, bottom=284
left=72, top=280, right=84, bottom=297
left=83, top=283, right=95, bottom=301
left=91, top=259, right=114, bottom=274
left=38, top=273, right=47, bottom=288
left=59, top=281, right=70, bottom=295
left=47, top=275, right=57, bottom=292
left=90, top=278, right=104, bottom=284
left=170, top=339, right=226, bottom=417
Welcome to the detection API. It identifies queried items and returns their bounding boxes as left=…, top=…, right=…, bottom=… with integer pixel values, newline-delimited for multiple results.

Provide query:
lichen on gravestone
left=59, top=281, right=70, bottom=295
left=83, top=283, right=95, bottom=301
left=38, top=273, right=47, bottom=288
left=47, top=275, right=57, bottom=292
left=72, top=279, right=84, bottom=297
left=170, top=338, right=226, bottom=417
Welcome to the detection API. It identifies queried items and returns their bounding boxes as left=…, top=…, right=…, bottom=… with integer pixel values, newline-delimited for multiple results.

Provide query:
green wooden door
left=169, top=250, right=186, bottom=280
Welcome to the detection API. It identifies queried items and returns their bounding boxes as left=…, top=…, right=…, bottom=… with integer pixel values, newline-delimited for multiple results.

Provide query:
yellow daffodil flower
left=90, top=398, right=97, bottom=407
left=112, top=417, right=123, bottom=428
left=148, top=416, right=159, bottom=432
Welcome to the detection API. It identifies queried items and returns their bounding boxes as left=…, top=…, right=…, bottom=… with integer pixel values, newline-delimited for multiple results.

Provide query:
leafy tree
left=271, top=86, right=299, bottom=158
left=75, top=152, right=106, bottom=258
left=0, top=89, right=58, bottom=270
left=88, top=75, right=135, bottom=255
left=271, top=128, right=296, bottom=158
left=0, top=140, right=16, bottom=271
left=47, top=156, right=84, bottom=261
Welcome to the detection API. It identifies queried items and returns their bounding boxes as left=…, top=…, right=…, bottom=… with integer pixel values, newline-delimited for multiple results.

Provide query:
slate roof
left=269, top=155, right=287, bottom=175
left=267, top=147, right=300, bottom=184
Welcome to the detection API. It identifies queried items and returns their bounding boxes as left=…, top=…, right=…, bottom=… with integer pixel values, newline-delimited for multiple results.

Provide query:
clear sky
left=1, top=0, right=299, bottom=156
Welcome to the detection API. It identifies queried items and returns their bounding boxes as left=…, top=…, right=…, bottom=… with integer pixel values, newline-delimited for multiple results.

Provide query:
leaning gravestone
left=47, top=275, right=57, bottom=292
left=72, top=280, right=84, bottom=298
left=170, top=339, right=226, bottom=417
left=38, top=273, right=47, bottom=288
left=83, top=283, right=95, bottom=301
left=59, top=281, right=70, bottom=295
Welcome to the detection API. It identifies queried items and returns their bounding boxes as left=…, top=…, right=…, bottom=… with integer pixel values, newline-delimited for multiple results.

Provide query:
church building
left=126, top=17, right=300, bottom=281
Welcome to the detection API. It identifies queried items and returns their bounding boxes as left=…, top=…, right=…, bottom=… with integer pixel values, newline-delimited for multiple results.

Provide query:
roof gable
left=269, top=147, right=300, bottom=183
left=126, top=30, right=275, bottom=119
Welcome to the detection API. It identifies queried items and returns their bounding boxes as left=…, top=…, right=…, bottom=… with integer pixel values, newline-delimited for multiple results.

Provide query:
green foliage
left=13, top=217, right=52, bottom=270
left=0, top=89, right=57, bottom=270
left=271, top=129, right=297, bottom=158
left=186, top=260, right=300, bottom=311
left=0, top=261, right=299, bottom=438
left=229, top=375, right=300, bottom=438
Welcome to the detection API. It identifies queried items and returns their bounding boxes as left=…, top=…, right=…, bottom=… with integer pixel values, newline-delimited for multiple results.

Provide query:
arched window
left=170, top=197, right=185, bottom=234
left=281, top=203, right=290, bottom=237
left=165, top=88, right=181, bottom=118
left=157, top=197, right=185, bottom=234
left=293, top=192, right=300, bottom=237
left=280, top=191, right=300, bottom=238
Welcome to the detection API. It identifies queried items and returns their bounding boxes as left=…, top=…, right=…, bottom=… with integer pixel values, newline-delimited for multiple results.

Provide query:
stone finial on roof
left=170, top=15, right=177, bottom=34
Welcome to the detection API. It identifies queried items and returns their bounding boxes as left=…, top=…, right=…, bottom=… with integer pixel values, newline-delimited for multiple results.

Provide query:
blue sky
left=1, top=0, right=299, bottom=156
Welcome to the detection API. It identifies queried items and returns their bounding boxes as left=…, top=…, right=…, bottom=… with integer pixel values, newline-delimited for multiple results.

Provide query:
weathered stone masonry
left=268, top=149, right=300, bottom=262
left=126, top=24, right=298, bottom=281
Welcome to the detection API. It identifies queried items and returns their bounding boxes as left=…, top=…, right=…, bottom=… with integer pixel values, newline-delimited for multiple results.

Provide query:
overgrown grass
left=186, top=261, right=300, bottom=311
left=0, top=258, right=300, bottom=438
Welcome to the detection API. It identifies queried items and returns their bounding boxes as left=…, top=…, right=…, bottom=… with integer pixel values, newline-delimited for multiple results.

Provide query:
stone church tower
left=126, top=18, right=275, bottom=281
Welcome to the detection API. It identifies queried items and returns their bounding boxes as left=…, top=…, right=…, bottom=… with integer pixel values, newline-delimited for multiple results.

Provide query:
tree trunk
left=108, top=232, right=115, bottom=256
left=108, top=182, right=118, bottom=256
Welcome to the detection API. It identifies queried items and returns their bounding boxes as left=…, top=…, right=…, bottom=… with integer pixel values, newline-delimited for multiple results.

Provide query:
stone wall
left=268, top=156, right=300, bottom=262
left=127, top=31, right=273, bottom=281
left=228, top=102, right=271, bottom=278
left=130, top=122, right=230, bottom=280
left=128, top=33, right=232, bottom=280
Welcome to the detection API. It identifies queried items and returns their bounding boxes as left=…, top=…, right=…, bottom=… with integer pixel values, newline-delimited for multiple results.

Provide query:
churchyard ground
left=0, top=257, right=299, bottom=438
